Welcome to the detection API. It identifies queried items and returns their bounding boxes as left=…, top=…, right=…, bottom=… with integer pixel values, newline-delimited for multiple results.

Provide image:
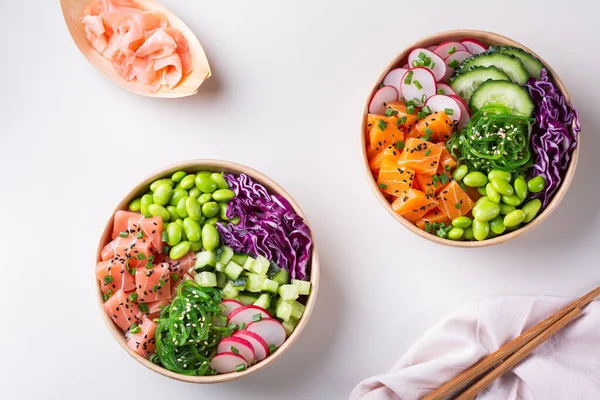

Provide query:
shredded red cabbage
left=216, top=173, right=312, bottom=281
left=524, top=69, right=580, bottom=207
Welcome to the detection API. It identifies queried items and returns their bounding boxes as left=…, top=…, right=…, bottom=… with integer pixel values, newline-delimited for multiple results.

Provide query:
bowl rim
left=95, top=159, right=320, bottom=382
left=360, top=29, right=580, bottom=248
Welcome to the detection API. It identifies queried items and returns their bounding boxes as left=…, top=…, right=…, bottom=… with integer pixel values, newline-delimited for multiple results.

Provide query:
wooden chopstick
left=424, top=286, right=600, bottom=400
left=455, top=307, right=582, bottom=400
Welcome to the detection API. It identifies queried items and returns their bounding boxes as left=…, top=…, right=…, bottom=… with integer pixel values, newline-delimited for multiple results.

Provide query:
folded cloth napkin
left=350, top=295, right=600, bottom=400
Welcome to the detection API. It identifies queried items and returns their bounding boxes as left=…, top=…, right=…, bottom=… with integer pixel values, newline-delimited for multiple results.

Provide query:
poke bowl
left=95, top=160, right=319, bottom=382
left=361, top=30, right=580, bottom=247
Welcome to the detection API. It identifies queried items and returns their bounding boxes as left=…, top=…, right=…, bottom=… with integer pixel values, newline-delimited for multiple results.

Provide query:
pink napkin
left=350, top=296, right=600, bottom=400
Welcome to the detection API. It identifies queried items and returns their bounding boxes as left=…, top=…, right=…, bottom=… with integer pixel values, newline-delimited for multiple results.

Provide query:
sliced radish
left=228, top=305, right=271, bottom=326
left=436, top=83, right=456, bottom=96
left=426, top=45, right=437, bottom=51
left=383, top=68, right=408, bottom=95
left=217, top=336, right=255, bottom=362
left=368, top=86, right=398, bottom=115
left=433, top=41, right=467, bottom=58
left=408, top=48, right=446, bottom=82
left=400, top=68, right=437, bottom=106
left=234, top=330, right=269, bottom=361
left=442, top=50, right=472, bottom=82
left=449, top=95, right=470, bottom=130
left=425, top=95, right=462, bottom=124
left=246, top=318, right=286, bottom=348
left=401, top=62, right=409, bottom=69
left=210, top=352, right=248, bottom=374
left=221, top=299, right=243, bottom=317
left=460, top=39, right=487, bottom=55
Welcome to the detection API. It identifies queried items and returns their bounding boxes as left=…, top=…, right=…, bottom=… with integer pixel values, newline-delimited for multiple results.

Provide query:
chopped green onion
left=378, top=183, right=387, bottom=190
left=407, top=105, right=415, bottom=114
left=385, top=108, right=398, bottom=117
left=119, top=231, right=129, bottom=238
left=137, top=253, right=146, bottom=260
left=231, top=346, right=239, bottom=355
left=444, top=108, right=454, bottom=116
left=421, top=94, right=428, bottom=104
left=103, top=275, right=114, bottom=285
left=235, top=364, right=246, bottom=372
left=448, top=59, right=459, bottom=69
left=406, top=99, right=414, bottom=107
left=447, top=46, right=456, bottom=55
left=159, top=279, right=166, bottom=287
left=152, top=284, right=158, bottom=292
left=161, top=231, right=168, bottom=243
left=444, top=164, right=451, bottom=172
left=418, top=111, right=428, bottom=119
left=424, top=149, right=432, bottom=156
left=411, top=60, right=418, bottom=67
left=136, top=231, right=143, bottom=239
left=397, top=116, right=407, bottom=126
left=395, top=141, right=405, bottom=150
left=228, top=323, right=239, bottom=330
left=130, top=323, right=142, bottom=334
left=440, top=174, right=450, bottom=184
left=416, top=60, right=425, bottom=67
left=418, top=51, right=426, bottom=60
left=378, top=119, right=387, bottom=131
left=423, top=56, right=431, bottom=66
left=163, top=245, right=170, bottom=253
left=269, top=344, right=277, bottom=354
left=252, top=313, right=263, bottom=322
left=171, top=273, right=179, bottom=282
left=437, top=88, right=445, bottom=95
left=102, top=289, right=113, bottom=301
left=413, top=80, right=423, bottom=90
left=425, top=127, right=434, bottom=135
left=425, top=222, right=432, bottom=233
left=455, top=203, right=462, bottom=210
left=429, top=62, right=436, bottom=70
left=422, top=106, right=431, bottom=115
left=129, top=292, right=138, bottom=302
left=239, top=322, right=246, bottom=330
left=406, top=71, right=414, bottom=80
left=138, top=303, right=149, bottom=313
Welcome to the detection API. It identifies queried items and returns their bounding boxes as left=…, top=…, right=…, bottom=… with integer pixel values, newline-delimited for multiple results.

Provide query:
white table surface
left=1, top=0, right=598, bottom=399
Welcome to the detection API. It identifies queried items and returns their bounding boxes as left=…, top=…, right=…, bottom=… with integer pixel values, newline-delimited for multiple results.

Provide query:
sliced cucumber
left=195, top=271, right=217, bottom=287
left=253, top=293, right=272, bottom=310
left=488, top=45, right=543, bottom=79
left=458, top=53, right=529, bottom=85
left=282, top=317, right=298, bottom=336
left=272, top=269, right=290, bottom=285
left=470, top=80, right=534, bottom=117
left=245, top=273, right=266, bottom=293
left=450, top=66, right=510, bottom=103
left=224, top=260, right=244, bottom=280
left=238, top=292, right=259, bottom=306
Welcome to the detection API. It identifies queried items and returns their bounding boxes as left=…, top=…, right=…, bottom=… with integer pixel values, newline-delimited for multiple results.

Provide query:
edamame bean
left=129, top=198, right=141, bottom=212
left=153, top=183, right=173, bottom=206
left=499, top=203, right=516, bottom=215
left=170, top=241, right=191, bottom=260
left=150, top=179, right=174, bottom=192
left=219, top=203, right=231, bottom=221
left=195, top=174, right=217, bottom=193
left=198, top=193, right=213, bottom=205
left=452, top=216, right=472, bottom=229
left=197, top=171, right=212, bottom=177
left=475, top=196, right=490, bottom=206
left=488, top=170, right=511, bottom=182
left=463, top=227, right=474, bottom=240
left=167, top=206, right=179, bottom=221
left=211, top=173, right=229, bottom=190
left=202, top=224, right=220, bottom=251
left=171, top=171, right=187, bottom=183
left=148, top=204, right=170, bottom=221
left=190, top=240, right=203, bottom=252
left=188, top=187, right=201, bottom=198
left=231, top=216, right=241, bottom=225
left=169, top=189, right=188, bottom=207
left=202, top=201, right=219, bottom=218
left=522, top=199, right=542, bottom=223
left=183, top=218, right=202, bottom=242
left=186, top=197, right=202, bottom=221
left=514, top=177, right=528, bottom=200
left=212, top=189, right=235, bottom=202
left=485, top=183, right=501, bottom=203
left=463, top=171, right=488, bottom=187
left=491, top=178, right=514, bottom=196
left=176, top=197, right=189, bottom=218
left=447, top=227, right=464, bottom=240
left=204, top=217, right=219, bottom=225
left=506, top=223, right=522, bottom=232
left=501, top=194, right=522, bottom=206
left=477, top=186, right=487, bottom=196
left=180, top=174, right=196, bottom=190
left=452, top=165, right=468, bottom=182
left=472, top=220, right=489, bottom=241
left=527, top=176, right=546, bottom=193
left=472, top=201, right=500, bottom=222
left=167, top=222, right=183, bottom=246
left=489, top=215, right=506, bottom=234
left=175, top=219, right=184, bottom=229
left=504, top=209, right=526, bottom=227
left=141, top=194, right=154, bottom=215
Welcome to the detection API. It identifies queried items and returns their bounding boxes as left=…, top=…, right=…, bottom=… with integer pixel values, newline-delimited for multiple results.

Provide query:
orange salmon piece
left=415, top=173, right=450, bottom=196
left=397, top=138, right=443, bottom=175
left=366, top=114, right=404, bottom=157
left=416, top=208, right=451, bottom=230
left=387, top=102, right=419, bottom=132
left=437, top=180, right=475, bottom=220
left=126, top=317, right=157, bottom=358
left=414, top=111, right=454, bottom=142
left=377, top=149, right=415, bottom=197
left=96, top=258, right=135, bottom=294
left=135, top=262, right=171, bottom=303
left=112, top=210, right=142, bottom=239
left=391, top=189, right=438, bottom=222
left=103, top=289, right=141, bottom=331
left=436, top=143, right=458, bottom=173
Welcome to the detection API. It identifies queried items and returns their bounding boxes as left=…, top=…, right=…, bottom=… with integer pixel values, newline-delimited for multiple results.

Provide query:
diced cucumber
left=470, top=80, right=534, bottom=117
left=253, top=255, right=270, bottom=276
left=195, top=271, right=217, bottom=287
left=246, top=273, right=266, bottom=293
left=272, top=269, right=290, bottom=285
left=278, top=284, right=299, bottom=301
left=243, top=257, right=256, bottom=272
left=267, top=262, right=280, bottom=278
left=291, top=279, right=311, bottom=296
left=195, top=250, right=216, bottom=270
left=232, top=276, right=247, bottom=289
left=290, top=300, right=306, bottom=320
left=458, top=53, right=529, bottom=85
left=238, top=292, right=259, bottom=305
left=282, top=317, right=298, bottom=336
left=261, top=278, right=279, bottom=294
left=216, top=246, right=234, bottom=271
left=231, top=253, right=248, bottom=265
left=253, top=293, right=272, bottom=310
left=275, top=300, right=293, bottom=321
left=224, top=261, right=244, bottom=280
left=449, top=66, right=510, bottom=103
left=222, top=281, right=240, bottom=299
left=217, top=272, right=227, bottom=289
left=488, top=45, right=543, bottom=79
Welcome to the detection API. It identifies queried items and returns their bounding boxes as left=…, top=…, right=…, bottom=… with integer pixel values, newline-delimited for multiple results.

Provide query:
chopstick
left=424, top=285, right=600, bottom=400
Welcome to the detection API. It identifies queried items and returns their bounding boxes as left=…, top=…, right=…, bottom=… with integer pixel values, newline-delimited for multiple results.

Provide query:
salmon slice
left=113, top=236, right=154, bottom=268
left=96, top=258, right=135, bottom=294
left=144, top=299, right=170, bottom=319
left=100, top=238, right=117, bottom=261
left=416, top=208, right=451, bottom=230
left=391, top=189, right=438, bottom=222
left=413, top=111, right=454, bottom=142
left=126, top=317, right=157, bottom=358
left=135, top=262, right=171, bottom=303
left=437, top=181, right=475, bottom=220
left=377, top=149, right=415, bottom=197
left=103, top=289, right=141, bottom=331
left=128, top=215, right=163, bottom=254
left=436, top=143, right=458, bottom=173
left=386, top=102, right=419, bottom=132
left=415, top=173, right=450, bottom=196
left=112, top=210, right=143, bottom=239
left=366, top=114, right=404, bottom=157
left=397, top=138, right=443, bottom=175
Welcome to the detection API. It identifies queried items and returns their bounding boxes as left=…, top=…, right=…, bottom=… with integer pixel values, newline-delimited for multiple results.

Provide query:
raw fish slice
left=103, top=289, right=141, bottom=331
left=96, top=258, right=135, bottom=293
left=126, top=316, right=157, bottom=358
left=135, top=262, right=171, bottom=302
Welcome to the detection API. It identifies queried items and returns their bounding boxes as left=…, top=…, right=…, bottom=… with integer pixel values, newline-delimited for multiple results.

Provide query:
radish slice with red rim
left=227, top=305, right=271, bottom=327
left=436, top=83, right=456, bottom=96
left=234, top=330, right=269, bottom=361
left=210, top=352, right=248, bottom=374
left=449, top=95, right=470, bottom=130
left=401, top=62, right=409, bottom=69
left=442, top=50, right=472, bottom=81
left=408, top=48, right=446, bottom=82
left=426, top=45, right=437, bottom=51
left=460, top=39, right=487, bottom=55
left=383, top=68, right=408, bottom=95
left=217, top=337, right=255, bottom=362
left=246, top=318, right=286, bottom=348
left=400, top=67, right=437, bottom=106
left=433, top=41, right=468, bottom=58
left=425, top=95, right=462, bottom=124
left=222, top=299, right=243, bottom=317
left=368, top=86, right=398, bottom=115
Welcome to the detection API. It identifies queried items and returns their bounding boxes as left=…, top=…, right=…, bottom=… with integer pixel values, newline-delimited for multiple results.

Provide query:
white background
left=1, top=0, right=598, bottom=399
